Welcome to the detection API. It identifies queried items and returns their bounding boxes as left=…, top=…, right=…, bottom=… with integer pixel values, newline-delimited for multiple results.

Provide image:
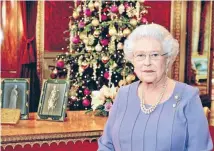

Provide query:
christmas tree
left=51, top=0, right=149, bottom=111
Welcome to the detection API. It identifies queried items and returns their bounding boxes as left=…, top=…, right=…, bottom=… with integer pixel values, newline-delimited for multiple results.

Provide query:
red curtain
left=19, top=1, right=37, bottom=65
left=185, top=1, right=194, bottom=84
left=19, top=1, right=40, bottom=112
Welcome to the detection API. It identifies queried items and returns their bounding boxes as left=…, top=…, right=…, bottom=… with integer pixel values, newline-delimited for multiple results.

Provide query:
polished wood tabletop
left=1, top=111, right=108, bottom=148
left=1, top=111, right=107, bottom=136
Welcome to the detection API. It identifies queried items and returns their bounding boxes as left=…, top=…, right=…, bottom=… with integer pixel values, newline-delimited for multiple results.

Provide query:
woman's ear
left=165, top=58, right=171, bottom=75
left=166, top=58, right=170, bottom=67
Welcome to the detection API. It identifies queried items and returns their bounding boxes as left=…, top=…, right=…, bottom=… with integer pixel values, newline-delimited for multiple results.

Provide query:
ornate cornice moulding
left=1, top=131, right=102, bottom=149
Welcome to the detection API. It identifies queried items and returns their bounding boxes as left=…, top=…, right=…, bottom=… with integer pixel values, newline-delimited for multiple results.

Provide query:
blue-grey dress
left=98, top=81, right=213, bottom=151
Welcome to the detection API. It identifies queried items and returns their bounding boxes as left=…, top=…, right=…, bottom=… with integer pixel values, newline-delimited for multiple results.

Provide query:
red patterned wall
left=44, top=1, right=171, bottom=52
left=145, top=1, right=171, bottom=30
left=44, top=1, right=74, bottom=52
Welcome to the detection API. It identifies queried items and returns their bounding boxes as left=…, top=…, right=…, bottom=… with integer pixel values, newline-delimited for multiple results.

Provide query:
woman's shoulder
left=175, top=81, right=200, bottom=103
left=176, top=81, right=199, bottom=94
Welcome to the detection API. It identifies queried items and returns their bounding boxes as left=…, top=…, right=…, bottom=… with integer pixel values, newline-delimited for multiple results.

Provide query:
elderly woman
left=98, top=23, right=213, bottom=151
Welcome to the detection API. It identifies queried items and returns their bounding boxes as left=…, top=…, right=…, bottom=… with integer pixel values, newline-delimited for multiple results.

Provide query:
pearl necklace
left=140, top=80, right=167, bottom=114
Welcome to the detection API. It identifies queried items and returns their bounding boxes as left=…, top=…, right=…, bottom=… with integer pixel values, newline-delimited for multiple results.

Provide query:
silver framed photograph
left=0, top=78, right=30, bottom=119
left=37, top=79, right=70, bottom=122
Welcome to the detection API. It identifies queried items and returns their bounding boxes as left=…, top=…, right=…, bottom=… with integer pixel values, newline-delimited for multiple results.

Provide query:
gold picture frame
left=0, top=78, right=30, bottom=120
left=37, top=79, right=70, bottom=122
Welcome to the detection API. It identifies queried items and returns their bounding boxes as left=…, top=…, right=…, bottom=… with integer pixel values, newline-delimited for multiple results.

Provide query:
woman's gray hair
left=123, top=23, right=179, bottom=66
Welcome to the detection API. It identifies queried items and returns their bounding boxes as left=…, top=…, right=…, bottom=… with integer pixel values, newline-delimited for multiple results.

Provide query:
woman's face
left=132, top=37, right=168, bottom=83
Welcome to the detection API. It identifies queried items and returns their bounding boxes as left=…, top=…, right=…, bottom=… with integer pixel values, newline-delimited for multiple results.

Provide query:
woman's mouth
left=143, top=70, right=154, bottom=73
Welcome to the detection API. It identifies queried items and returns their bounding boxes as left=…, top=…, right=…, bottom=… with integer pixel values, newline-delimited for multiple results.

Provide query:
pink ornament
left=85, top=8, right=91, bottom=17
left=124, top=2, right=130, bottom=9
left=104, top=72, right=109, bottom=79
left=70, top=96, right=77, bottom=102
left=103, top=7, right=109, bottom=13
left=101, top=14, right=108, bottom=21
left=50, top=72, right=57, bottom=79
left=141, top=17, right=148, bottom=24
left=72, top=36, right=80, bottom=44
left=56, top=60, right=65, bottom=68
left=78, top=21, right=85, bottom=28
left=84, top=88, right=91, bottom=95
left=104, top=102, right=113, bottom=112
left=110, top=5, right=118, bottom=13
left=76, top=0, right=81, bottom=5
left=82, top=98, right=90, bottom=107
left=100, top=39, right=109, bottom=46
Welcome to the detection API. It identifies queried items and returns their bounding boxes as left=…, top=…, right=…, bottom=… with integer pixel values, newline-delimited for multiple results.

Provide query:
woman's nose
left=143, top=55, right=151, bottom=66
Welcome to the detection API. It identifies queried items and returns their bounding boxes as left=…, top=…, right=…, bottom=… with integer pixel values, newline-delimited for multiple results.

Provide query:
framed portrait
left=0, top=78, right=30, bottom=120
left=37, top=79, right=70, bottom=122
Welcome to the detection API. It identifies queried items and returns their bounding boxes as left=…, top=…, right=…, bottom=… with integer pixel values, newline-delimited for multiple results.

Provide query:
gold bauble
left=121, top=70, right=125, bottom=76
left=79, top=32, right=87, bottom=40
left=123, top=28, right=131, bottom=37
left=92, top=19, right=99, bottom=27
left=126, top=74, right=136, bottom=84
left=93, top=30, right=100, bottom=38
left=129, top=74, right=136, bottom=81
left=88, top=2, right=94, bottom=11
left=73, top=11, right=79, bottom=19
left=118, top=4, right=125, bottom=14
left=112, top=62, right=118, bottom=68
left=119, top=80, right=126, bottom=87
left=117, top=42, right=123, bottom=50
left=204, top=107, right=210, bottom=118
left=83, top=38, right=89, bottom=45
left=126, top=75, right=133, bottom=84
left=77, top=6, right=82, bottom=12
left=86, top=46, right=92, bottom=52
left=130, top=18, right=138, bottom=26
left=108, top=39, right=115, bottom=53
left=109, top=26, right=117, bottom=36
left=94, top=1, right=100, bottom=8
left=117, top=30, right=123, bottom=38
left=71, top=25, right=77, bottom=30
left=88, top=35, right=95, bottom=45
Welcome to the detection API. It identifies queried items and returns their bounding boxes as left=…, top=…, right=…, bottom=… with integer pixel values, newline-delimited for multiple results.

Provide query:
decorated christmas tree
left=51, top=0, right=149, bottom=112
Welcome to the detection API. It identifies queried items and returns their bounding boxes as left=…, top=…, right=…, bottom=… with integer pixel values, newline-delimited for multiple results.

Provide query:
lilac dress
left=98, top=81, right=213, bottom=151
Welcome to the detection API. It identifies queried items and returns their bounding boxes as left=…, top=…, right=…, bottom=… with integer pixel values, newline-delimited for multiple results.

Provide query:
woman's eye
left=151, top=53, right=159, bottom=57
left=138, top=54, right=145, bottom=57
